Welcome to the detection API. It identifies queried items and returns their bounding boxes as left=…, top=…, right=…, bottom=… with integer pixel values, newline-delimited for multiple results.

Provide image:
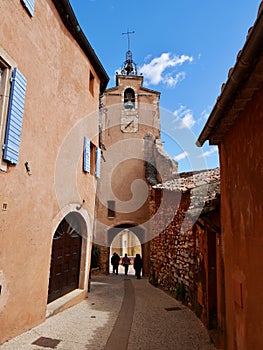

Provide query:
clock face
left=121, top=114, right=138, bottom=132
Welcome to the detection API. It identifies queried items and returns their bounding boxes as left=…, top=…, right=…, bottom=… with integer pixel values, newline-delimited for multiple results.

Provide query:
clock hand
left=125, top=120, right=133, bottom=129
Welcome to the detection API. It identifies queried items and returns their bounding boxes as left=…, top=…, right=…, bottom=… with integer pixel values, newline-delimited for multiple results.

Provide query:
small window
left=124, top=88, right=135, bottom=110
left=90, top=142, right=96, bottom=175
left=107, top=200, right=115, bottom=218
left=89, top=71, right=94, bottom=96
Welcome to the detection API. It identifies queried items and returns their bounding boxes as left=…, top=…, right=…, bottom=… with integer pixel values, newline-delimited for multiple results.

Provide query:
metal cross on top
left=122, top=29, right=135, bottom=51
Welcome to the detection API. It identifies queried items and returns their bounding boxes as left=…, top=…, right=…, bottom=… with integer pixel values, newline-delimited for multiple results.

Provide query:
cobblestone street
left=1, top=274, right=216, bottom=350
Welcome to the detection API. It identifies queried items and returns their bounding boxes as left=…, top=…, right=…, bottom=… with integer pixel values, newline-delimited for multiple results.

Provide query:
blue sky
left=70, top=0, right=260, bottom=172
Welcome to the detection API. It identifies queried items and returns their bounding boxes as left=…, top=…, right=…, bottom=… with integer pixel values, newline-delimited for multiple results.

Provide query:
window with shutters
left=0, top=53, right=27, bottom=171
left=83, top=137, right=96, bottom=176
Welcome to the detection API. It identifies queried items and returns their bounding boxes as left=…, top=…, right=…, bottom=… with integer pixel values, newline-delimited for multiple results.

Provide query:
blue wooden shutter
left=3, top=68, right=27, bottom=164
left=83, top=137, right=90, bottom=173
left=95, top=147, right=101, bottom=178
left=21, top=0, right=35, bottom=16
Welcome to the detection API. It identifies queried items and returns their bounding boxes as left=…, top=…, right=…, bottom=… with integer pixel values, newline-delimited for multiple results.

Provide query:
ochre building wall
left=0, top=0, right=103, bottom=343
left=219, top=84, right=263, bottom=350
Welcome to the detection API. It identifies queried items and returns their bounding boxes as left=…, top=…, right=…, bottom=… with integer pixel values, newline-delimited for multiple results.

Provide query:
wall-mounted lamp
left=24, top=161, right=31, bottom=175
left=101, top=152, right=106, bottom=162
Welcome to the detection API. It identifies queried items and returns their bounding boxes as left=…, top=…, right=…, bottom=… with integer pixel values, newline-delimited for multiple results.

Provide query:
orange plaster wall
left=219, top=84, right=263, bottom=350
left=96, top=76, right=160, bottom=253
left=0, top=0, right=102, bottom=343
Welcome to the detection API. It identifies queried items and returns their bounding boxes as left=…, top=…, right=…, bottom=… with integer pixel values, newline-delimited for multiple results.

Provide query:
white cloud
left=199, top=146, right=218, bottom=157
left=174, top=151, right=189, bottom=162
left=199, top=106, right=212, bottom=122
left=163, top=72, right=186, bottom=87
left=173, top=105, right=196, bottom=129
left=181, top=112, right=195, bottom=129
left=138, top=53, right=193, bottom=87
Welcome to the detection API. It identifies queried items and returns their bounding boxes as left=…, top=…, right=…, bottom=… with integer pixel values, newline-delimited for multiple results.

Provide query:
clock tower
left=94, top=39, right=176, bottom=275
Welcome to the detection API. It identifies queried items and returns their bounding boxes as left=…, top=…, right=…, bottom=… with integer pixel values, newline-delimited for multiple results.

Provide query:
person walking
left=111, top=252, right=120, bottom=275
left=122, top=253, right=130, bottom=275
left=133, top=253, right=143, bottom=279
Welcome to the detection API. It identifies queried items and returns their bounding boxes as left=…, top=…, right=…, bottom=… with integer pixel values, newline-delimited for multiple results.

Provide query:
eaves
left=52, top=0, right=109, bottom=93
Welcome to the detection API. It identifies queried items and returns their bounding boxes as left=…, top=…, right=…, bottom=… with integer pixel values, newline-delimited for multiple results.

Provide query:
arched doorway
left=107, top=224, right=150, bottom=276
left=109, top=228, right=142, bottom=274
left=48, top=214, right=82, bottom=303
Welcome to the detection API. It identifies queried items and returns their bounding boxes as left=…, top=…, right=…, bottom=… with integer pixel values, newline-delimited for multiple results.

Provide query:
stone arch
left=123, top=87, right=135, bottom=110
left=108, top=223, right=144, bottom=247
left=107, top=224, right=150, bottom=276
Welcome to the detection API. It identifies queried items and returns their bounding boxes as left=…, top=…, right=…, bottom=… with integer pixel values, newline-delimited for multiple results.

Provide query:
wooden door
left=48, top=219, right=82, bottom=303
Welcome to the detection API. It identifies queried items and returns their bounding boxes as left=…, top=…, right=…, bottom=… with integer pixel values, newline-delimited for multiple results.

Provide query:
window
left=124, top=88, right=135, bottom=110
left=89, top=71, right=94, bottom=96
left=90, top=142, right=96, bottom=175
left=0, top=54, right=27, bottom=170
left=83, top=138, right=97, bottom=176
left=107, top=200, right=115, bottom=218
left=21, top=0, right=35, bottom=17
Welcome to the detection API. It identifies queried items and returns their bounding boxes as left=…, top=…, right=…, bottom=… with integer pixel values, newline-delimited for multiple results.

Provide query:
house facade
left=197, top=2, right=263, bottom=349
left=0, top=0, right=108, bottom=343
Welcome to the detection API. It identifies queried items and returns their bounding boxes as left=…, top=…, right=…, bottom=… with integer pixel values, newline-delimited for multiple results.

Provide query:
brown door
left=48, top=219, right=82, bottom=303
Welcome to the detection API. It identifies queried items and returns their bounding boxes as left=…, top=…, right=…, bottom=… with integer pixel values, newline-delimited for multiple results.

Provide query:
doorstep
left=46, top=289, right=86, bottom=318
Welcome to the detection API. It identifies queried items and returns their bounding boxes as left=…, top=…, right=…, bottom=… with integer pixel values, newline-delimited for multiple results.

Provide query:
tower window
left=124, top=88, right=135, bottom=110
left=107, top=200, right=115, bottom=218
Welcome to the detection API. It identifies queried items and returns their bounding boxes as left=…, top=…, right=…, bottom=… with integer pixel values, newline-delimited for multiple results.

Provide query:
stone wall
left=149, top=187, right=221, bottom=329
left=149, top=188, right=193, bottom=297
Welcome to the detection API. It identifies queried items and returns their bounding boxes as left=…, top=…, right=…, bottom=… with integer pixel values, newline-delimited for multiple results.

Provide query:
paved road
left=0, top=274, right=217, bottom=350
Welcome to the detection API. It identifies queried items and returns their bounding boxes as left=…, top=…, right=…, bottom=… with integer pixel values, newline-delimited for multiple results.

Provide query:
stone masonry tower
left=94, top=38, right=176, bottom=275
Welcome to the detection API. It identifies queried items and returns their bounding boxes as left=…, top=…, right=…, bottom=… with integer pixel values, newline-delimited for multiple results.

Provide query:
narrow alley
left=0, top=273, right=216, bottom=350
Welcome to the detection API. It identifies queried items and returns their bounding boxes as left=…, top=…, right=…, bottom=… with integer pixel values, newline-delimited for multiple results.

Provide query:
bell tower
left=95, top=32, right=169, bottom=275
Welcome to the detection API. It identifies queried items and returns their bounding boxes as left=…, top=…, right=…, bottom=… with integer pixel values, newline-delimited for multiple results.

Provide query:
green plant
left=150, top=269, right=158, bottom=287
left=91, top=245, right=100, bottom=268
left=175, top=282, right=186, bottom=301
